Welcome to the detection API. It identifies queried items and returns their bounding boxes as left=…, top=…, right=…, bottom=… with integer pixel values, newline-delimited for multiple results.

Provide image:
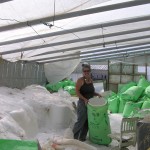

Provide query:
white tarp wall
left=0, top=60, right=46, bottom=89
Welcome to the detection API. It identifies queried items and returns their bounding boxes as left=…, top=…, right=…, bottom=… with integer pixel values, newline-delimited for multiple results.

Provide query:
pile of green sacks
left=106, top=76, right=150, bottom=117
left=45, top=79, right=76, bottom=95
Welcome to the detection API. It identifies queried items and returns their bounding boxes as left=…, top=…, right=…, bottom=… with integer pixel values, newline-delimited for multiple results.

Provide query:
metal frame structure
left=0, top=15, right=150, bottom=46
left=0, top=0, right=150, bottom=63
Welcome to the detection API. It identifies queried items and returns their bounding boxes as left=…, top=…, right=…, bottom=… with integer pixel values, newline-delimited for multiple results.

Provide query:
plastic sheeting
left=44, top=59, right=80, bottom=84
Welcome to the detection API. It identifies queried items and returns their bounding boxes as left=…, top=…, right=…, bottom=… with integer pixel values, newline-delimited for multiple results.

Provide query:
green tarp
left=87, top=100, right=111, bottom=145
left=0, top=139, right=38, bottom=150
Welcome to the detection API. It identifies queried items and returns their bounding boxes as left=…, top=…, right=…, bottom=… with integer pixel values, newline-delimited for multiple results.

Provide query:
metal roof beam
left=82, top=53, right=150, bottom=62
left=1, top=15, right=150, bottom=46
left=30, top=26, right=150, bottom=56
left=81, top=48, right=150, bottom=60
left=81, top=45, right=150, bottom=58
left=1, top=29, right=150, bottom=55
left=29, top=44, right=150, bottom=62
left=0, top=0, right=149, bottom=32
left=32, top=40, right=150, bottom=58
left=81, top=42, right=150, bottom=55
left=38, top=48, right=150, bottom=64
left=38, top=48, right=150, bottom=62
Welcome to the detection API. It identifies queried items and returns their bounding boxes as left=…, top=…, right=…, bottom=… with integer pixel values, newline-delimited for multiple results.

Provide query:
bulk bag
left=137, top=76, right=150, bottom=89
left=118, top=82, right=137, bottom=94
left=141, top=101, right=150, bottom=109
left=123, top=101, right=143, bottom=117
left=108, top=96, right=119, bottom=113
left=121, top=86, right=144, bottom=102
left=87, top=97, right=111, bottom=145
left=145, top=85, right=150, bottom=98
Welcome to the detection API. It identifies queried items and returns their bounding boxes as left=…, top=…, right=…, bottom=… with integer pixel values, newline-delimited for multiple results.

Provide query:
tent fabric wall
left=0, top=60, right=46, bottom=89
left=44, top=59, right=80, bottom=84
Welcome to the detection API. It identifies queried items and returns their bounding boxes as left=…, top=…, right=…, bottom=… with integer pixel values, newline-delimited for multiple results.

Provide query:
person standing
left=73, top=64, right=101, bottom=141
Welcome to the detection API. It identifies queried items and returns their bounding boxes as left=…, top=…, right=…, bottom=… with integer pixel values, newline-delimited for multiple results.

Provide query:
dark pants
left=73, top=99, right=88, bottom=141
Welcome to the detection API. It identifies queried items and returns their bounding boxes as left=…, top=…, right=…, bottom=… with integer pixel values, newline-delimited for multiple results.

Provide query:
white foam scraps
left=63, top=128, right=74, bottom=139
left=0, top=115, right=26, bottom=140
left=58, top=89, right=71, bottom=99
left=57, top=89, right=78, bottom=109
left=0, top=86, right=20, bottom=96
left=0, top=85, right=78, bottom=149
left=49, top=104, right=73, bottom=130
left=21, top=86, right=75, bottom=131
left=23, top=85, right=50, bottom=95
left=40, top=128, right=98, bottom=150
left=22, top=85, right=70, bottom=107
left=10, top=106, right=39, bottom=138
left=24, top=86, right=75, bottom=129
left=0, top=95, right=21, bottom=116
left=36, top=130, right=65, bottom=149
left=51, top=138, right=97, bottom=150
left=21, top=86, right=75, bottom=126
left=13, top=100, right=39, bottom=138
left=0, top=132, right=21, bottom=140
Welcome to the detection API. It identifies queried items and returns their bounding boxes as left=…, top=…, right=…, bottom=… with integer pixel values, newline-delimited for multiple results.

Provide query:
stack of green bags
left=106, top=76, right=150, bottom=117
left=45, top=79, right=76, bottom=95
